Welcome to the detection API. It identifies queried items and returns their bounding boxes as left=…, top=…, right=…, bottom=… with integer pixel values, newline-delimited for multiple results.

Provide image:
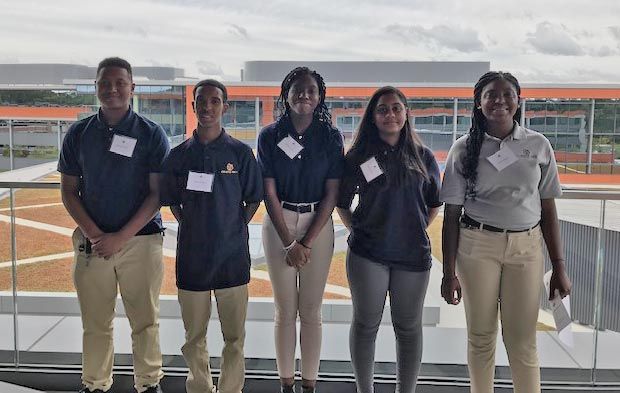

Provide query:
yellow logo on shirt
left=221, top=162, right=238, bottom=174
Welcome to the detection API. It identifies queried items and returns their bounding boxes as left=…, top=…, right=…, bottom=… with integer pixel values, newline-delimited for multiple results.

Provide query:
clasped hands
left=284, top=240, right=312, bottom=269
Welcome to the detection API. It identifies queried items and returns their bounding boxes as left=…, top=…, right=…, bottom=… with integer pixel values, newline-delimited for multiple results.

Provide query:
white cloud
left=227, top=24, right=250, bottom=40
left=386, top=24, right=485, bottom=52
left=0, top=0, right=619, bottom=82
left=526, top=22, right=584, bottom=56
left=195, top=61, right=224, bottom=76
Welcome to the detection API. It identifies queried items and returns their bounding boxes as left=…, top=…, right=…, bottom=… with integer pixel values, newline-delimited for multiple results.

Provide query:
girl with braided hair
left=257, top=67, right=344, bottom=393
left=440, top=71, right=572, bottom=393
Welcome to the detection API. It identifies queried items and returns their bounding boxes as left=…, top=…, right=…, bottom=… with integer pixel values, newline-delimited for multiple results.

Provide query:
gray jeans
left=346, top=250, right=430, bottom=393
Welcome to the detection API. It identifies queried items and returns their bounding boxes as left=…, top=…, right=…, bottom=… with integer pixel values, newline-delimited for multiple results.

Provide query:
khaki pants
left=262, top=210, right=334, bottom=380
left=178, top=285, right=248, bottom=393
left=72, top=228, right=164, bottom=393
left=457, top=226, right=544, bottom=393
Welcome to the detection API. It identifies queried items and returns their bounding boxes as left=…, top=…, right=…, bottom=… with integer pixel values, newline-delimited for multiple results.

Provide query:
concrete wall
left=243, top=61, right=490, bottom=84
left=0, top=64, right=185, bottom=85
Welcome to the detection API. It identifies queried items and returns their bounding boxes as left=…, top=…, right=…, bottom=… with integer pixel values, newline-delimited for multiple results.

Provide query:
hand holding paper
left=544, top=270, right=574, bottom=348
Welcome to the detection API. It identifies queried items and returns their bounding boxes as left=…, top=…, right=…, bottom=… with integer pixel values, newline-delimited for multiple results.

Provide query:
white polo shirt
left=440, top=124, right=562, bottom=230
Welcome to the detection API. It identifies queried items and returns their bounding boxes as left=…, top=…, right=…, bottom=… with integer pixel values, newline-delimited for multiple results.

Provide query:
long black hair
left=347, top=86, right=428, bottom=182
left=275, top=66, right=332, bottom=125
left=462, top=71, right=521, bottom=199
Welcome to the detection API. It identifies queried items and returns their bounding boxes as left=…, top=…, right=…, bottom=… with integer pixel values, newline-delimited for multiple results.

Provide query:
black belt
left=282, top=201, right=319, bottom=213
left=461, top=215, right=539, bottom=233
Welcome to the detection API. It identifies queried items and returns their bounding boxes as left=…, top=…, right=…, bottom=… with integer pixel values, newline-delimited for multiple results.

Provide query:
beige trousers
left=72, top=228, right=164, bottom=393
left=457, top=226, right=544, bottom=393
left=262, top=209, right=334, bottom=380
left=178, top=285, right=248, bottom=393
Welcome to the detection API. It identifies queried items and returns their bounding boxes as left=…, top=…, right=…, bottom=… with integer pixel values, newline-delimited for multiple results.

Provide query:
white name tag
left=360, top=157, right=383, bottom=183
left=109, top=134, right=137, bottom=158
left=277, top=136, right=304, bottom=159
left=486, top=145, right=518, bottom=171
left=187, top=171, right=214, bottom=193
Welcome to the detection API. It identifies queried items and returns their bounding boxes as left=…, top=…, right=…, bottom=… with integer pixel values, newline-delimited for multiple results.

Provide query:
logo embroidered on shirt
left=221, top=162, right=238, bottom=174
left=520, top=148, right=531, bottom=158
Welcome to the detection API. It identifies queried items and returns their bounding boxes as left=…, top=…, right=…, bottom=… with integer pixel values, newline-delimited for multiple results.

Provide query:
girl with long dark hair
left=257, top=67, right=344, bottom=393
left=440, top=71, right=572, bottom=393
left=337, top=86, right=442, bottom=393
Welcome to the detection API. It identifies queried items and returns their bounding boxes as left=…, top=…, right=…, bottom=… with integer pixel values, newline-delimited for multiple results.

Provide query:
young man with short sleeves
left=160, top=79, right=263, bottom=393
left=58, top=57, right=170, bottom=393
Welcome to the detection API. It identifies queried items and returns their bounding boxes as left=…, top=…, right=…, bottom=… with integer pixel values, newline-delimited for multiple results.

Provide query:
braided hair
left=462, top=71, right=521, bottom=199
left=276, top=66, right=332, bottom=125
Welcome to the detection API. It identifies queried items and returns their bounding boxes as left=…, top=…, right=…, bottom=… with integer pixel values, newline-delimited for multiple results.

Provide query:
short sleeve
left=423, top=148, right=442, bottom=208
left=326, top=129, right=345, bottom=179
left=57, top=123, right=82, bottom=176
left=336, top=157, right=359, bottom=209
left=440, top=138, right=467, bottom=205
left=538, top=138, right=562, bottom=199
left=148, top=125, right=171, bottom=173
left=239, top=145, right=264, bottom=204
left=257, top=127, right=275, bottom=178
left=159, top=150, right=182, bottom=206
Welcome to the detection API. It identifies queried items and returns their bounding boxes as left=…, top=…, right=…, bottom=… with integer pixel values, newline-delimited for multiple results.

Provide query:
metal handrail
left=0, top=181, right=60, bottom=189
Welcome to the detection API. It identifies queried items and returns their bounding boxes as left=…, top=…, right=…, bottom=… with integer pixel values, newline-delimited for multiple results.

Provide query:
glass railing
left=1, top=178, right=619, bottom=391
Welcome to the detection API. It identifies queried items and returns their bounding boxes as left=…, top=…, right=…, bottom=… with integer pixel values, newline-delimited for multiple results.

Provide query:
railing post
left=8, top=119, right=14, bottom=171
left=591, top=199, right=606, bottom=383
left=452, top=98, right=458, bottom=144
left=57, top=120, right=62, bottom=159
left=9, top=187, right=20, bottom=367
left=255, top=97, right=260, bottom=147
left=587, top=99, right=595, bottom=174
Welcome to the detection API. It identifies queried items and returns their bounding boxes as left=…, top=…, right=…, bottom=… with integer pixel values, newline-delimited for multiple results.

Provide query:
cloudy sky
left=1, top=0, right=620, bottom=83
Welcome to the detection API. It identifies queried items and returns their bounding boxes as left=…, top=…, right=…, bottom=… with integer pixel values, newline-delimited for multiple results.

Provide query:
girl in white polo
left=440, top=71, right=572, bottom=393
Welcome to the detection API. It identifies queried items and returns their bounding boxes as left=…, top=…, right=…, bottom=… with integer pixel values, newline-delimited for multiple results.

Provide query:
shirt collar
left=484, top=121, right=522, bottom=142
left=190, top=128, right=230, bottom=150
left=277, top=115, right=316, bottom=141
left=95, top=107, right=135, bottom=132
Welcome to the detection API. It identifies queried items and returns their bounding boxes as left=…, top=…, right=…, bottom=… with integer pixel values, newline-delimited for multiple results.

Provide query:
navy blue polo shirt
left=58, top=108, right=170, bottom=235
left=257, top=116, right=344, bottom=203
left=160, top=130, right=263, bottom=291
left=337, top=142, right=442, bottom=271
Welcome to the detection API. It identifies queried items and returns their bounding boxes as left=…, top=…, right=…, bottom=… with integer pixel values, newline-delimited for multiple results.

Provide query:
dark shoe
left=142, top=385, right=163, bottom=393
left=78, top=388, right=105, bottom=393
left=301, top=386, right=315, bottom=393
left=281, top=384, right=296, bottom=393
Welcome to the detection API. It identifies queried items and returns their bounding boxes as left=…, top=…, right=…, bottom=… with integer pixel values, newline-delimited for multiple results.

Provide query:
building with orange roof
left=1, top=61, right=619, bottom=183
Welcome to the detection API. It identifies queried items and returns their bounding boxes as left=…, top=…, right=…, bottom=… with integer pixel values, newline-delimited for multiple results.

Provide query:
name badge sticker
left=109, top=134, right=138, bottom=158
left=486, top=145, right=518, bottom=171
left=360, top=156, right=384, bottom=183
left=186, top=171, right=214, bottom=193
left=277, top=136, right=304, bottom=159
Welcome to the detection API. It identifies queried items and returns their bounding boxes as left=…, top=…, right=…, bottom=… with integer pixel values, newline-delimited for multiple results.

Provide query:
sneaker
left=78, top=388, right=104, bottom=393
left=142, top=385, right=163, bottom=393
left=301, top=386, right=315, bottom=393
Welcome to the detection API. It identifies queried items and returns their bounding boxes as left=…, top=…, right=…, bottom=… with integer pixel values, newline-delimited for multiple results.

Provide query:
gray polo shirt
left=440, top=124, right=562, bottom=230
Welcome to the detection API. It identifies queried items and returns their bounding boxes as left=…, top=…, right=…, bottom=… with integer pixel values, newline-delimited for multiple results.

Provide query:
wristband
left=283, top=240, right=296, bottom=251
left=298, top=240, right=312, bottom=250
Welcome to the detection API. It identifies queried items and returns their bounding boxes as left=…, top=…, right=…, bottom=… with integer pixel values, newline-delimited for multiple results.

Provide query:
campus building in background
left=1, top=61, right=619, bottom=178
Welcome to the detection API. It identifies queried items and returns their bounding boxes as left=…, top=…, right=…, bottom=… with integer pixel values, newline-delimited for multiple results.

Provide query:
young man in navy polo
left=58, top=57, right=169, bottom=393
left=160, top=79, right=263, bottom=393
